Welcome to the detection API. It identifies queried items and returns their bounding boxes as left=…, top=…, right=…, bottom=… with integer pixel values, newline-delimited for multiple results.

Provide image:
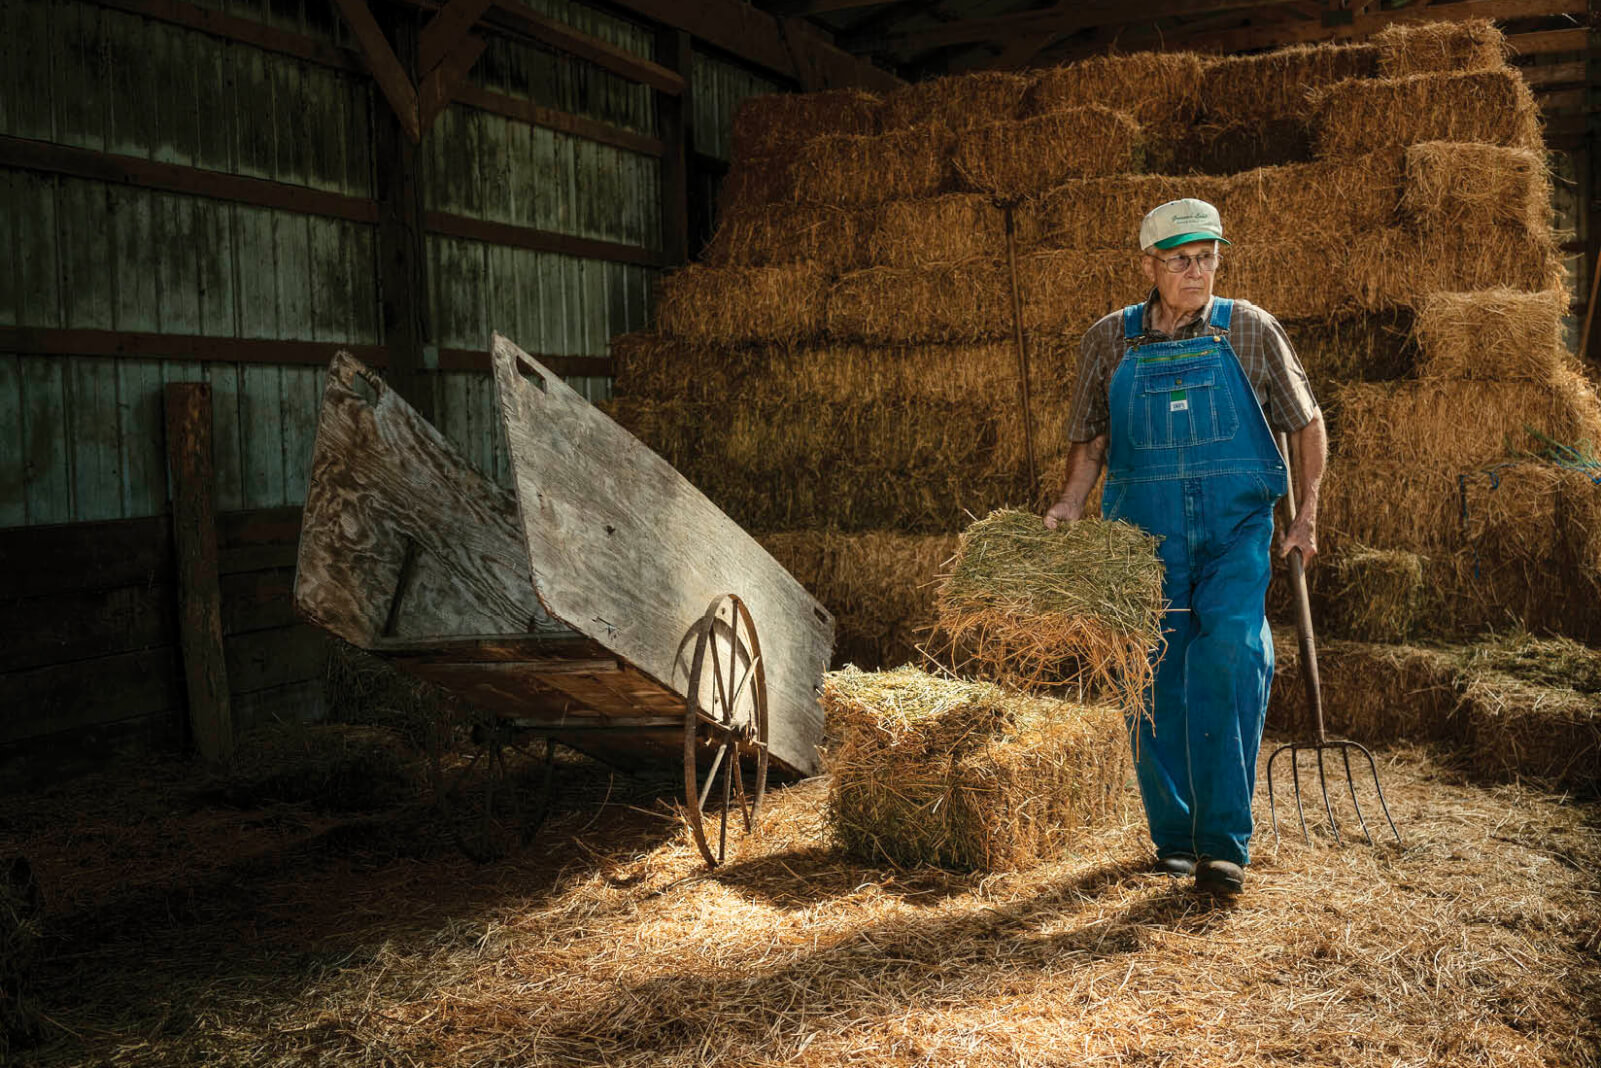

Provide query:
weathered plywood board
left=491, top=333, right=834, bottom=776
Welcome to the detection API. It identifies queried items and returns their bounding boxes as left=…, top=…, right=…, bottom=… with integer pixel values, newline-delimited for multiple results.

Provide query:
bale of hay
left=718, top=155, right=796, bottom=211
left=1291, top=310, right=1417, bottom=399
left=1458, top=659, right=1600, bottom=796
left=1166, top=118, right=1317, bottom=176
left=730, top=89, right=882, bottom=161
left=823, top=665, right=1129, bottom=871
left=701, top=202, right=873, bottom=274
left=952, top=107, right=1143, bottom=199
left=935, top=509, right=1166, bottom=707
left=790, top=123, right=954, bottom=208
left=1401, top=142, right=1551, bottom=238
left=1024, top=52, right=1206, bottom=135
left=879, top=70, right=1032, bottom=133
left=221, top=722, right=420, bottom=812
left=1312, top=69, right=1543, bottom=158
left=1325, top=546, right=1428, bottom=643
left=760, top=532, right=958, bottom=669
left=1344, top=226, right=1563, bottom=310
left=1316, top=461, right=1462, bottom=554
left=826, top=262, right=1011, bottom=344
left=868, top=194, right=1034, bottom=269
left=1267, top=630, right=1461, bottom=743
left=1020, top=249, right=1149, bottom=335
left=1375, top=18, right=1509, bottom=77
left=1036, top=173, right=1217, bottom=250
left=654, top=264, right=828, bottom=345
left=1219, top=247, right=1361, bottom=323
left=1413, top=287, right=1569, bottom=381
left=326, top=638, right=459, bottom=753
left=1201, top=42, right=1380, bottom=127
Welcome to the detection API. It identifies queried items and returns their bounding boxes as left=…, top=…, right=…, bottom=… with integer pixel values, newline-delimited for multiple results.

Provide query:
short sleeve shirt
left=1065, top=292, right=1321, bottom=442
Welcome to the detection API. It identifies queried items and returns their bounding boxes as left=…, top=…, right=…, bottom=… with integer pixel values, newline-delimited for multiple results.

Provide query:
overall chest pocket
left=1128, top=362, right=1239, bottom=450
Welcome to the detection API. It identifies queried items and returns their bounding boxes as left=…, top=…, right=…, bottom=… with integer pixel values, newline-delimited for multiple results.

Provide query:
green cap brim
left=1153, top=231, right=1231, bottom=249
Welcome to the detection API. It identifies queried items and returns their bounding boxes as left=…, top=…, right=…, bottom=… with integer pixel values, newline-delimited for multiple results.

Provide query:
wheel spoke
left=718, top=740, right=733, bottom=862
left=708, top=620, right=732, bottom=723
left=732, top=746, right=752, bottom=832
left=698, top=739, right=730, bottom=811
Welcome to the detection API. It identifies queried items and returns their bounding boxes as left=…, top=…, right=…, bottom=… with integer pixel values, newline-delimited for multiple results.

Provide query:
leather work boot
left=1194, top=857, right=1245, bottom=896
left=1152, top=853, right=1197, bottom=877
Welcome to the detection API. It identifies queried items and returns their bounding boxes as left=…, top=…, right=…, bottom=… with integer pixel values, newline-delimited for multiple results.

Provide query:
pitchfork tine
left=1340, top=745, right=1375, bottom=847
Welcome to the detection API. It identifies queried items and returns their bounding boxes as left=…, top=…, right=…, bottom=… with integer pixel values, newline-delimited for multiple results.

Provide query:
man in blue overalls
left=1045, top=199, right=1326, bottom=895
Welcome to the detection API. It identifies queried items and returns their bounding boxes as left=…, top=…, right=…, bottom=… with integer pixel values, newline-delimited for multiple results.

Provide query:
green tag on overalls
left=1169, top=389, right=1189, bottom=413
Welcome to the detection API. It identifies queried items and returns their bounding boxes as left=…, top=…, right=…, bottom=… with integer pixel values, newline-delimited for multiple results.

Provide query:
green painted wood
left=240, top=363, right=286, bottom=508
left=20, top=356, right=72, bottom=524
left=202, top=362, right=244, bottom=511
left=194, top=32, right=234, bottom=173
left=68, top=356, right=126, bottom=521
left=196, top=199, right=238, bottom=336
left=235, top=45, right=274, bottom=179
left=0, top=354, right=23, bottom=526
left=270, top=51, right=308, bottom=187
left=155, top=20, right=202, bottom=167
left=56, top=0, right=109, bottom=152
left=279, top=364, right=319, bottom=503
left=14, top=171, right=60, bottom=328
left=112, top=184, right=160, bottom=332
left=235, top=205, right=278, bottom=338
left=8, top=0, right=55, bottom=142
left=58, top=178, right=113, bottom=330
left=117, top=357, right=169, bottom=517
left=347, top=222, right=379, bottom=343
left=304, top=64, right=343, bottom=194
left=157, top=193, right=203, bottom=335
left=273, top=210, right=313, bottom=339
left=308, top=215, right=345, bottom=342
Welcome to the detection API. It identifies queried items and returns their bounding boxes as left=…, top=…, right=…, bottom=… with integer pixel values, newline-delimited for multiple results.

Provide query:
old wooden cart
left=293, top=336, right=835, bottom=865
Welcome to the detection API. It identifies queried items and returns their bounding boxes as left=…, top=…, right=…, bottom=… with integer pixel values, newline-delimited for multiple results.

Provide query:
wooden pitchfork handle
left=1276, top=431, right=1327, bottom=745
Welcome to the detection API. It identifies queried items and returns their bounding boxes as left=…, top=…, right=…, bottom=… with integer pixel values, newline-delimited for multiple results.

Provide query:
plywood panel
left=68, top=356, right=125, bottom=521
left=20, top=356, right=72, bottom=525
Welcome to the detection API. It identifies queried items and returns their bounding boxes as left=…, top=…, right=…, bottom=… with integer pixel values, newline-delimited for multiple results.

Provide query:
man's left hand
left=1279, top=515, right=1318, bottom=563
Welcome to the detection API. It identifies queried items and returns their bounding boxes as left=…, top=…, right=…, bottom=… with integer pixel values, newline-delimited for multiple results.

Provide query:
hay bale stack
left=1290, top=310, right=1417, bottom=399
left=1344, top=226, right=1562, bottom=310
left=823, top=665, right=1128, bottom=871
left=790, top=123, right=954, bottom=207
left=1318, top=462, right=1461, bottom=555
left=869, top=194, right=1034, bottom=268
left=935, top=510, right=1165, bottom=706
left=1401, top=142, right=1550, bottom=237
left=1201, top=42, right=1380, bottom=127
left=1312, top=68, right=1543, bottom=158
left=1374, top=18, right=1509, bottom=77
left=730, top=89, right=881, bottom=161
left=879, top=70, right=1032, bottom=132
left=1325, top=547, right=1428, bottom=642
left=701, top=203, right=873, bottom=273
left=953, top=107, right=1143, bottom=198
left=1267, top=631, right=1461, bottom=743
left=719, top=155, right=794, bottom=210
left=1024, top=51, right=1206, bottom=137
left=1456, top=637, right=1601, bottom=795
left=826, top=262, right=1010, bottom=344
left=760, top=532, right=957, bottom=668
left=654, top=264, right=828, bottom=345
left=1413, top=288, right=1569, bottom=380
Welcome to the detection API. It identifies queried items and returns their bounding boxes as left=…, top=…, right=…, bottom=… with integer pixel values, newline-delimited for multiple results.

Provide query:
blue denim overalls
left=1101, top=298, right=1288, bottom=866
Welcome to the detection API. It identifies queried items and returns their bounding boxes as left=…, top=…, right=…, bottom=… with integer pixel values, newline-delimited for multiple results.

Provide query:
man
left=1044, top=198, right=1325, bottom=896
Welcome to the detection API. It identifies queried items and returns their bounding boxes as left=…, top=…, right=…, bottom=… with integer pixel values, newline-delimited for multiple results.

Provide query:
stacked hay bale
left=609, top=18, right=1601, bottom=662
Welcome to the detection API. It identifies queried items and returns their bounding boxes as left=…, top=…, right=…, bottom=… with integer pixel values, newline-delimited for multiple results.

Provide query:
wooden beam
left=1538, top=86, right=1589, bottom=107
left=451, top=84, right=666, bottom=156
left=761, top=0, right=889, bottom=14
left=436, top=349, right=612, bottom=376
left=478, top=1, right=685, bottom=95
left=0, top=135, right=380, bottom=223
left=1509, top=26, right=1591, bottom=54
left=419, top=31, right=488, bottom=131
left=164, top=383, right=235, bottom=763
left=1523, top=60, right=1589, bottom=85
left=418, top=0, right=496, bottom=73
left=423, top=211, right=666, bottom=267
left=603, top=0, right=901, bottom=91
left=0, top=327, right=387, bottom=366
left=93, top=0, right=362, bottom=73
left=656, top=27, right=693, bottom=266
left=331, top=0, right=421, bottom=142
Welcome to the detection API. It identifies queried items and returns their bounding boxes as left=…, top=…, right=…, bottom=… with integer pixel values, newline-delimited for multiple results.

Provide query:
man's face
left=1141, top=239, right=1219, bottom=315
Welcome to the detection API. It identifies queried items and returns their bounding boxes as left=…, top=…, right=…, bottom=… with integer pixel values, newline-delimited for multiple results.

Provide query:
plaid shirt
left=1065, top=292, right=1321, bottom=442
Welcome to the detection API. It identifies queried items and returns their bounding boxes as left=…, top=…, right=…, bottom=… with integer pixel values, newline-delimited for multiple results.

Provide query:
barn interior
left=2, top=0, right=1600, bottom=1064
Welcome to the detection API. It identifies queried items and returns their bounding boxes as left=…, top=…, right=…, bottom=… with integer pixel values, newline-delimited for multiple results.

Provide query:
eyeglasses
left=1152, top=251, right=1221, bottom=274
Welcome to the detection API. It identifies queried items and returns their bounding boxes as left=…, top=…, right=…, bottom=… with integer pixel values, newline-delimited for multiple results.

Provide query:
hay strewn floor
left=5, top=743, right=1600, bottom=1067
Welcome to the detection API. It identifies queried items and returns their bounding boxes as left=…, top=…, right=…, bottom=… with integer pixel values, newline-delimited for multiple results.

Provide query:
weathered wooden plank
left=423, top=210, right=663, bottom=266
left=68, top=357, right=126, bottom=521
left=57, top=178, right=114, bottom=331
left=56, top=0, right=110, bottom=152
left=270, top=51, right=310, bottom=187
left=490, top=335, right=834, bottom=776
left=112, top=185, right=161, bottom=332
left=274, top=210, right=314, bottom=339
left=13, top=171, right=60, bottom=328
left=0, top=583, right=176, bottom=673
left=240, top=364, right=287, bottom=508
left=157, top=193, right=203, bottom=334
left=198, top=200, right=240, bottom=336
left=235, top=44, right=277, bottom=179
left=0, top=327, right=387, bottom=367
left=194, top=31, right=234, bottom=173
left=346, top=222, right=380, bottom=343
left=152, top=20, right=201, bottom=167
left=5, top=0, right=55, bottom=141
left=203, top=362, right=245, bottom=511
left=280, top=365, right=321, bottom=502
left=344, top=78, right=375, bottom=197
left=0, top=174, right=15, bottom=327
left=165, top=381, right=235, bottom=760
left=230, top=677, right=324, bottom=730
left=303, top=64, right=345, bottom=193
left=0, top=354, right=24, bottom=526
left=294, top=352, right=559, bottom=646
left=0, top=646, right=181, bottom=744
left=308, top=215, right=347, bottom=342
left=117, top=357, right=170, bottom=517
left=20, top=356, right=72, bottom=525
left=224, top=621, right=328, bottom=691
left=235, top=206, right=280, bottom=338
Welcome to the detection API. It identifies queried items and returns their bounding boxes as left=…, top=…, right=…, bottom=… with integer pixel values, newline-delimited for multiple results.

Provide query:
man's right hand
left=1043, top=498, right=1081, bottom=530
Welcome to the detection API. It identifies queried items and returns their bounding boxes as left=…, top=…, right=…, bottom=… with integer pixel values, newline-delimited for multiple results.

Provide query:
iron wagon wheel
left=445, top=725, right=557, bottom=863
left=684, top=594, right=770, bottom=868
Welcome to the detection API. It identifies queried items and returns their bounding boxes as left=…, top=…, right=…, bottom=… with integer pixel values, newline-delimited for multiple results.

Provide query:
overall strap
left=1208, top=297, right=1234, bottom=331
left=1121, top=304, right=1145, bottom=341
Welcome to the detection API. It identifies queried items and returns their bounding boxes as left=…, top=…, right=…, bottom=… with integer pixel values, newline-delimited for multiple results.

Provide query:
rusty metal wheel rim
left=683, top=594, right=769, bottom=868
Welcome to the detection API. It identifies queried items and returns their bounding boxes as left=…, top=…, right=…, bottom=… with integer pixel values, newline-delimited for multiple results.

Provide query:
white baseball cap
left=1139, top=198, right=1231, bottom=251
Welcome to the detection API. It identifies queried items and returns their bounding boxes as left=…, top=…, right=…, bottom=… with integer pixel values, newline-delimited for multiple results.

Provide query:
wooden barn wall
left=689, top=48, right=781, bottom=162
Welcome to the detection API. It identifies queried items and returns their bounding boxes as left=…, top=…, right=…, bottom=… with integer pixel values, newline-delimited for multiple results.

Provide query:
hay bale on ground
left=1401, top=142, right=1551, bottom=238
left=760, top=532, right=957, bottom=669
left=1267, top=630, right=1461, bottom=743
left=1375, top=18, right=1509, bottom=77
left=1201, top=42, right=1380, bottom=128
left=1413, top=287, right=1569, bottom=380
left=701, top=202, right=872, bottom=274
left=654, top=264, right=827, bottom=345
left=879, top=70, right=1032, bottom=133
left=790, top=123, right=954, bottom=207
left=869, top=194, right=1036, bottom=268
left=730, top=89, right=881, bottom=161
left=935, top=509, right=1165, bottom=707
left=1325, top=547, right=1428, bottom=643
left=1457, top=640, right=1601, bottom=795
left=1312, top=69, right=1543, bottom=158
left=953, top=107, right=1142, bottom=199
left=824, top=665, right=1128, bottom=871
left=1024, top=52, right=1205, bottom=137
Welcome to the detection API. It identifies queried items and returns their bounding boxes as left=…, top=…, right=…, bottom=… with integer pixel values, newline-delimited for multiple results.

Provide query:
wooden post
left=164, top=382, right=234, bottom=763
left=655, top=27, right=693, bottom=265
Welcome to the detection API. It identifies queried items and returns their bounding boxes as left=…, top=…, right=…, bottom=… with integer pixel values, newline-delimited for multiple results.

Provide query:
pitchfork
left=1265, top=432, right=1403, bottom=848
